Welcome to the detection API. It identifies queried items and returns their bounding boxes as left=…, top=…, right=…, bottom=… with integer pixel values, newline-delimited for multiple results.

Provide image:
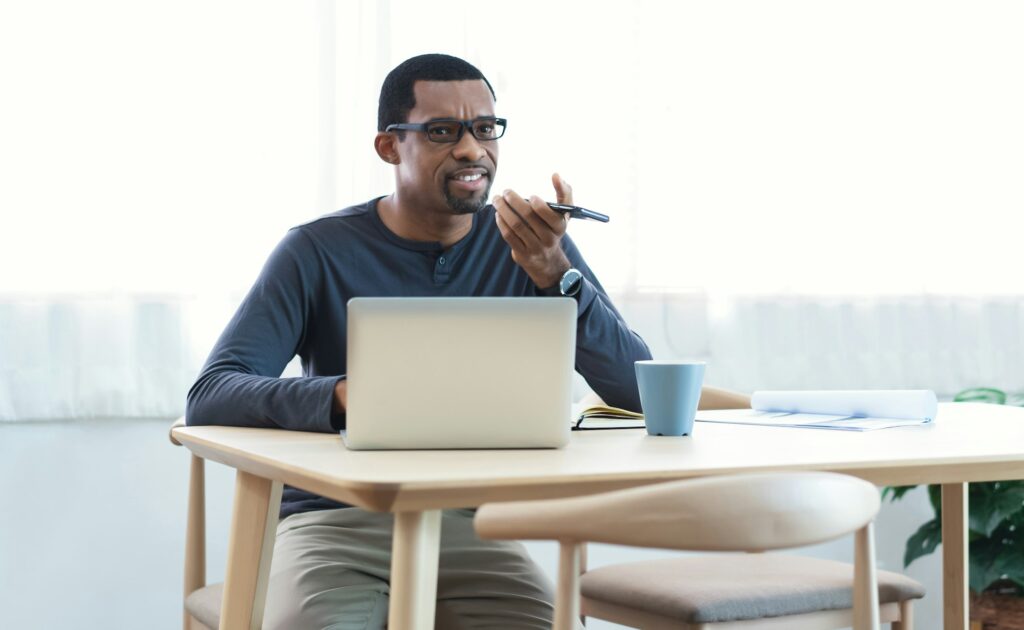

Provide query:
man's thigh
left=435, top=509, right=558, bottom=630
left=261, top=508, right=559, bottom=630
left=263, top=508, right=392, bottom=630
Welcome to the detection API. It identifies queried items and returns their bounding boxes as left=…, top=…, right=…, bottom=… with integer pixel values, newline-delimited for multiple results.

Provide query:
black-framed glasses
left=385, top=117, right=507, bottom=143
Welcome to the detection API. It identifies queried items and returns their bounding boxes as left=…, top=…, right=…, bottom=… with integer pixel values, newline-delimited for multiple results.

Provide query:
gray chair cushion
left=185, top=582, right=223, bottom=629
left=580, top=553, right=925, bottom=623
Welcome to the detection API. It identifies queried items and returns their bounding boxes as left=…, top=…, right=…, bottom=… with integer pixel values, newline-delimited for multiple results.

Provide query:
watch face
left=560, top=268, right=583, bottom=296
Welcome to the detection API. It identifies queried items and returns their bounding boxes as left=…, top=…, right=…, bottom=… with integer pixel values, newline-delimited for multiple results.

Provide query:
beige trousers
left=262, top=507, right=558, bottom=630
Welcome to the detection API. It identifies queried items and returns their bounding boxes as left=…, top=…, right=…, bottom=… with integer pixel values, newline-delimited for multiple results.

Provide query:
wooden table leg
left=389, top=510, right=442, bottom=630
left=184, top=455, right=206, bottom=630
left=555, top=542, right=582, bottom=630
left=219, top=471, right=283, bottom=630
left=942, top=483, right=968, bottom=630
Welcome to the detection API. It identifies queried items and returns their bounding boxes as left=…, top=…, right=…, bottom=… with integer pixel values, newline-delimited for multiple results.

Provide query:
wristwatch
left=551, top=267, right=583, bottom=297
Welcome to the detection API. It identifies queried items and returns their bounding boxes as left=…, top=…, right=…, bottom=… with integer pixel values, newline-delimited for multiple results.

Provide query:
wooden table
left=171, top=402, right=1024, bottom=630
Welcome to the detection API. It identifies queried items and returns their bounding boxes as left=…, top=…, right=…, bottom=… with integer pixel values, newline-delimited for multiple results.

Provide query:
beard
left=443, top=180, right=492, bottom=215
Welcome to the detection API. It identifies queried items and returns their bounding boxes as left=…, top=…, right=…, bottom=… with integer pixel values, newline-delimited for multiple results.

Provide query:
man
left=187, top=53, right=652, bottom=629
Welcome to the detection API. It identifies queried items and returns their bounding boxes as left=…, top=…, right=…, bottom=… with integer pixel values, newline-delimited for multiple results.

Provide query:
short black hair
left=377, top=53, right=496, bottom=132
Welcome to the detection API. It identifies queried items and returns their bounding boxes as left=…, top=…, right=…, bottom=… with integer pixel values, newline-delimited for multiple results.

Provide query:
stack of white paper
left=696, top=390, right=937, bottom=431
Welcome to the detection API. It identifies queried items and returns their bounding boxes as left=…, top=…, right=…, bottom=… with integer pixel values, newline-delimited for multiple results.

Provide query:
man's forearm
left=186, top=370, right=341, bottom=433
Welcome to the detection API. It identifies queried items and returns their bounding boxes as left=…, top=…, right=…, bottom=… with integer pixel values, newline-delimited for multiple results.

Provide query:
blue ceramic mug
left=635, top=361, right=706, bottom=436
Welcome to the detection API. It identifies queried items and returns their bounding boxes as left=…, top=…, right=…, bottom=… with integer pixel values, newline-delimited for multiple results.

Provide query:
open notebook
left=572, top=404, right=644, bottom=430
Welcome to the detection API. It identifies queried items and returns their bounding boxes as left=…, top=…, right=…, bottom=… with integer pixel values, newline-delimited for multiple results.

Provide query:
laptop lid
left=344, top=297, right=576, bottom=450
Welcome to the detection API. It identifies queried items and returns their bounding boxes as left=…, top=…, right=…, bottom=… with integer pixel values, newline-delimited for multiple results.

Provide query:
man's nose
left=452, top=129, right=486, bottom=161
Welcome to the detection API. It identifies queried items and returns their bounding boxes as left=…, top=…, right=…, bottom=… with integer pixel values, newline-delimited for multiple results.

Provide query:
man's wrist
left=536, top=264, right=569, bottom=292
left=534, top=257, right=572, bottom=290
left=531, top=246, right=572, bottom=287
left=537, top=267, right=583, bottom=298
left=332, top=378, right=347, bottom=413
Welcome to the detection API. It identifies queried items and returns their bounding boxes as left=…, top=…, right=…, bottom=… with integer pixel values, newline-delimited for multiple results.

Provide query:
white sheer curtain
left=2, top=0, right=1022, bottom=420
left=1, top=0, right=323, bottom=419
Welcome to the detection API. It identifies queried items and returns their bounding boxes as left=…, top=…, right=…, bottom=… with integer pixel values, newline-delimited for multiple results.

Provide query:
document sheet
left=695, top=390, right=937, bottom=431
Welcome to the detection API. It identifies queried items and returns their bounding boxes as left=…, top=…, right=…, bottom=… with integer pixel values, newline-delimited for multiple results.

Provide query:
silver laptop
left=343, top=297, right=576, bottom=450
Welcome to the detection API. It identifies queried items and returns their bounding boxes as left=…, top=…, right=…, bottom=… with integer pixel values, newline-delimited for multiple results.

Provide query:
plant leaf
left=970, top=536, right=1007, bottom=592
left=983, top=512, right=1024, bottom=592
left=904, top=518, right=942, bottom=568
left=927, top=484, right=942, bottom=516
left=970, top=526, right=1024, bottom=593
left=969, top=482, right=1024, bottom=537
left=882, top=485, right=917, bottom=502
left=954, top=388, right=1007, bottom=404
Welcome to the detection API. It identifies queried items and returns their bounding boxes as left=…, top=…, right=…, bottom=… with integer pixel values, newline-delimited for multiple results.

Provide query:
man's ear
left=374, top=132, right=400, bottom=165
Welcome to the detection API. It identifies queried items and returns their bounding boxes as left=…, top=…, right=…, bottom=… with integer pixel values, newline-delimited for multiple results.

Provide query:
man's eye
left=428, top=125, right=454, bottom=136
left=476, top=124, right=494, bottom=135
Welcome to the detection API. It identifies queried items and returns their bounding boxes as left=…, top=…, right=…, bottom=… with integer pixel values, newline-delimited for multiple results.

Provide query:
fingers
left=552, top=172, right=573, bottom=206
left=494, top=210, right=529, bottom=254
left=493, top=190, right=564, bottom=247
left=528, top=194, right=569, bottom=232
left=493, top=192, right=542, bottom=249
left=493, top=187, right=573, bottom=287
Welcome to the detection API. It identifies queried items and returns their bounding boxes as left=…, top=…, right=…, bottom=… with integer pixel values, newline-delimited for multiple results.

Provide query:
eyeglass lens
left=426, top=119, right=505, bottom=143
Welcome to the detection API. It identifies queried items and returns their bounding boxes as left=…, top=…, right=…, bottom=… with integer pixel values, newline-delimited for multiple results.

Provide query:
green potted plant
left=885, top=387, right=1024, bottom=629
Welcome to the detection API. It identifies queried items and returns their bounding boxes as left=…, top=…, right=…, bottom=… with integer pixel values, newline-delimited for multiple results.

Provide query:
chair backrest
left=475, top=471, right=880, bottom=552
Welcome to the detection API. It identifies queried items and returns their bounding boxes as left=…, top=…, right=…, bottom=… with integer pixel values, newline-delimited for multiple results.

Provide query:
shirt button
left=438, top=256, right=446, bottom=265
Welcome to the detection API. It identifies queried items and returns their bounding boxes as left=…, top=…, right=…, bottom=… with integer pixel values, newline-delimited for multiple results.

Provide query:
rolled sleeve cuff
left=534, top=278, right=596, bottom=314
left=574, top=276, right=597, bottom=313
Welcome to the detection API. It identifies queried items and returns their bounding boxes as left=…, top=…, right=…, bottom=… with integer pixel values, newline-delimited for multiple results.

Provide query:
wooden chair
left=475, top=471, right=924, bottom=630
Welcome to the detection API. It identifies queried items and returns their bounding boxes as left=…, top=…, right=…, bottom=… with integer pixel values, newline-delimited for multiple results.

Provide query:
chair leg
left=555, top=541, right=582, bottom=630
left=853, top=522, right=881, bottom=630
left=891, top=600, right=914, bottom=630
left=579, top=543, right=588, bottom=627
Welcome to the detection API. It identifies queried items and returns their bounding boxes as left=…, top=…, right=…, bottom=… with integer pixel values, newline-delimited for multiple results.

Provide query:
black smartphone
left=544, top=202, right=610, bottom=223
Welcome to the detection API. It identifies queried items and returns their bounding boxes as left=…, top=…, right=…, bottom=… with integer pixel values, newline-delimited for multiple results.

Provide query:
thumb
left=552, top=172, right=573, bottom=206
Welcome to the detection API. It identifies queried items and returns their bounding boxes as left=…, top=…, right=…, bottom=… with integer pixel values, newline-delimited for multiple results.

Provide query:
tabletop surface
left=173, top=402, right=1024, bottom=511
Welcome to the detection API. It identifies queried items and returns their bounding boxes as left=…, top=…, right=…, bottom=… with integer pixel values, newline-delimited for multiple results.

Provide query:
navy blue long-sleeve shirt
left=187, top=197, right=652, bottom=518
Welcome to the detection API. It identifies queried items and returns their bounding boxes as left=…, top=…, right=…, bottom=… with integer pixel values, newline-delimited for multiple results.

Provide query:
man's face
left=392, top=80, right=499, bottom=215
